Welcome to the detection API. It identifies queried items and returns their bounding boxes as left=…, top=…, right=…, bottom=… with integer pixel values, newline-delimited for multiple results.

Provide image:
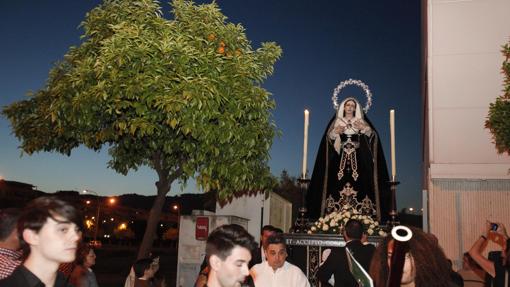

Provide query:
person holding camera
left=468, top=221, right=509, bottom=287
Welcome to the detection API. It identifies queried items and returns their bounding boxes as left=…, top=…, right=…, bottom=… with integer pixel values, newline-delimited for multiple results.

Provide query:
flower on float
left=307, top=230, right=312, bottom=234
left=309, top=208, right=384, bottom=235
left=378, top=230, right=386, bottom=236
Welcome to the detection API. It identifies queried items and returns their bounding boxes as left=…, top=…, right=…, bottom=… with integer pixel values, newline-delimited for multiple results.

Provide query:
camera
left=491, top=223, right=498, bottom=231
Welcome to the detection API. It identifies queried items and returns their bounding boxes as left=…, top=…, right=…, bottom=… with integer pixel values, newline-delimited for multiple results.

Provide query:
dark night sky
left=0, top=0, right=422, bottom=210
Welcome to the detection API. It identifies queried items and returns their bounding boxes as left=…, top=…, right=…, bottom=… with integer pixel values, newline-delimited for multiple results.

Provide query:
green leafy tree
left=2, top=0, right=281, bottom=258
left=486, top=42, right=510, bottom=154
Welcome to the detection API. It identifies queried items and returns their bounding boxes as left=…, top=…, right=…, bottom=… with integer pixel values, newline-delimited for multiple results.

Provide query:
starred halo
left=332, top=79, right=373, bottom=113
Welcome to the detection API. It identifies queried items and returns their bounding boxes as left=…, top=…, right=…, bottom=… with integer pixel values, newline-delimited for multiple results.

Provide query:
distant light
left=172, top=204, right=179, bottom=210
left=92, top=216, right=95, bottom=220
left=86, top=200, right=91, bottom=205
left=109, top=198, right=116, bottom=204
left=103, top=220, right=106, bottom=223
left=409, top=207, right=414, bottom=212
left=110, top=217, right=114, bottom=221
left=160, top=224, right=163, bottom=227
left=85, top=220, right=93, bottom=229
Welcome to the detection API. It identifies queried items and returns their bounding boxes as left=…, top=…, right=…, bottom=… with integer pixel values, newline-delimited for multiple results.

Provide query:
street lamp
left=172, top=203, right=180, bottom=231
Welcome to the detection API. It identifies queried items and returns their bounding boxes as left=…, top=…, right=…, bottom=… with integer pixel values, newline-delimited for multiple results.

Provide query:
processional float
left=287, top=79, right=411, bottom=287
left=293, top=79, right=400, bottom=232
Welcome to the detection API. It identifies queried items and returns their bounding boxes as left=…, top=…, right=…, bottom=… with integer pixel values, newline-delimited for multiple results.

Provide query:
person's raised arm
left=468, top=221, right=495, bottom=277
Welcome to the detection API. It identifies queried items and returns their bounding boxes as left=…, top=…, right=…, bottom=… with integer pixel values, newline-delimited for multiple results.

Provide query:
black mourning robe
left=305, top=113, right=391, bottom=222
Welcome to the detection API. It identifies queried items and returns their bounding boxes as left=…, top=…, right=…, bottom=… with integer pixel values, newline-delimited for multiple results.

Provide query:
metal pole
left=95, top=202, right=101, bottom=241
left=387, top=180, right=400, bottom=228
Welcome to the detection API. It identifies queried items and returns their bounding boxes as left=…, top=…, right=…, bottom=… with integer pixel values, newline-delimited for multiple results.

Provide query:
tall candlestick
left=302, top=109, right=309, bottom=179
left=390, top=109, right=396, bottom=180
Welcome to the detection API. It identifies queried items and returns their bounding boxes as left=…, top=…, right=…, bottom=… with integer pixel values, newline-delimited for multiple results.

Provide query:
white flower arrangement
left=308, top=207, right=386, bottom=237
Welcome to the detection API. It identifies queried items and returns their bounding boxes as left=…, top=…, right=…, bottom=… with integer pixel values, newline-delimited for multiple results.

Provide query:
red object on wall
left=196, top=217, right=209, bottom=240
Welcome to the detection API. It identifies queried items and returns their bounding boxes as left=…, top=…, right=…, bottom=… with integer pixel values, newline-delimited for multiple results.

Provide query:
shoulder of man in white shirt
left=250, top=260, right=299, bottom=276
left=251, top=261, right=310, bottom=287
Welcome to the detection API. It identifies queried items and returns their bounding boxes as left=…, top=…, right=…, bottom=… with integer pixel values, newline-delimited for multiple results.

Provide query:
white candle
left=302, top=109, right=309, bottom=179
left=390, top=109, right=396, bottom=180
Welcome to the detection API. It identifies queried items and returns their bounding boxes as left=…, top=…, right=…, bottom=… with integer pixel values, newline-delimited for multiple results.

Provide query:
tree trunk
left=137, top=180, right=170, bottom=259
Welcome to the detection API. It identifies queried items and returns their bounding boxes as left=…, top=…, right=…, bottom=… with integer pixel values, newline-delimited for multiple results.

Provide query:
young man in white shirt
left=205, top=224, right=257, bottom=287
left=0, top=196, right=82, bottom=287
left=250, top=234, right=310, bottom=287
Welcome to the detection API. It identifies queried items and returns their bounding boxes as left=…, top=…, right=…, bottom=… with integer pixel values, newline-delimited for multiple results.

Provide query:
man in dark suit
left=317, top=219, right=375, bottom=287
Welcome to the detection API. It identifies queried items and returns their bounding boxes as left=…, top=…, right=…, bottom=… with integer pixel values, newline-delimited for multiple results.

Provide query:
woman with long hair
left=369, top=226, right=454, bottom=287
left=69, top=242, right=99, bottom=287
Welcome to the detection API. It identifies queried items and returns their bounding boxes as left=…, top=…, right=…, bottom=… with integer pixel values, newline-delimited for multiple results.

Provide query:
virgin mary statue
left=306, top=97, right=391, bottom=222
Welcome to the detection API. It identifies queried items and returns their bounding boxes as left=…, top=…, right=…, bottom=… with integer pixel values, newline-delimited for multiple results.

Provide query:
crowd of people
left=199, top=221, right=509, bottom=287
left=0, top=196, right=508, bottom=287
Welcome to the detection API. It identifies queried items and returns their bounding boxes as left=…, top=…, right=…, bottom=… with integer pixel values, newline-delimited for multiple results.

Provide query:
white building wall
left=426, top=0, right=510, bottom=267
left=215, top=192, right=264, bottom=243
left=215, top=191, right=293, bottom=243
left=263, top=191, right=293, bottom=233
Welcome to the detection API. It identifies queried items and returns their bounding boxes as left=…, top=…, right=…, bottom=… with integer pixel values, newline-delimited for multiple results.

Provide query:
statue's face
left=344, top=100, right=356, bottom=116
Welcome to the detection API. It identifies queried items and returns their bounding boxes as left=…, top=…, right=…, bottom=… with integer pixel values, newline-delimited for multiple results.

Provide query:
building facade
left=424, top=0, right=510, bottom=267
